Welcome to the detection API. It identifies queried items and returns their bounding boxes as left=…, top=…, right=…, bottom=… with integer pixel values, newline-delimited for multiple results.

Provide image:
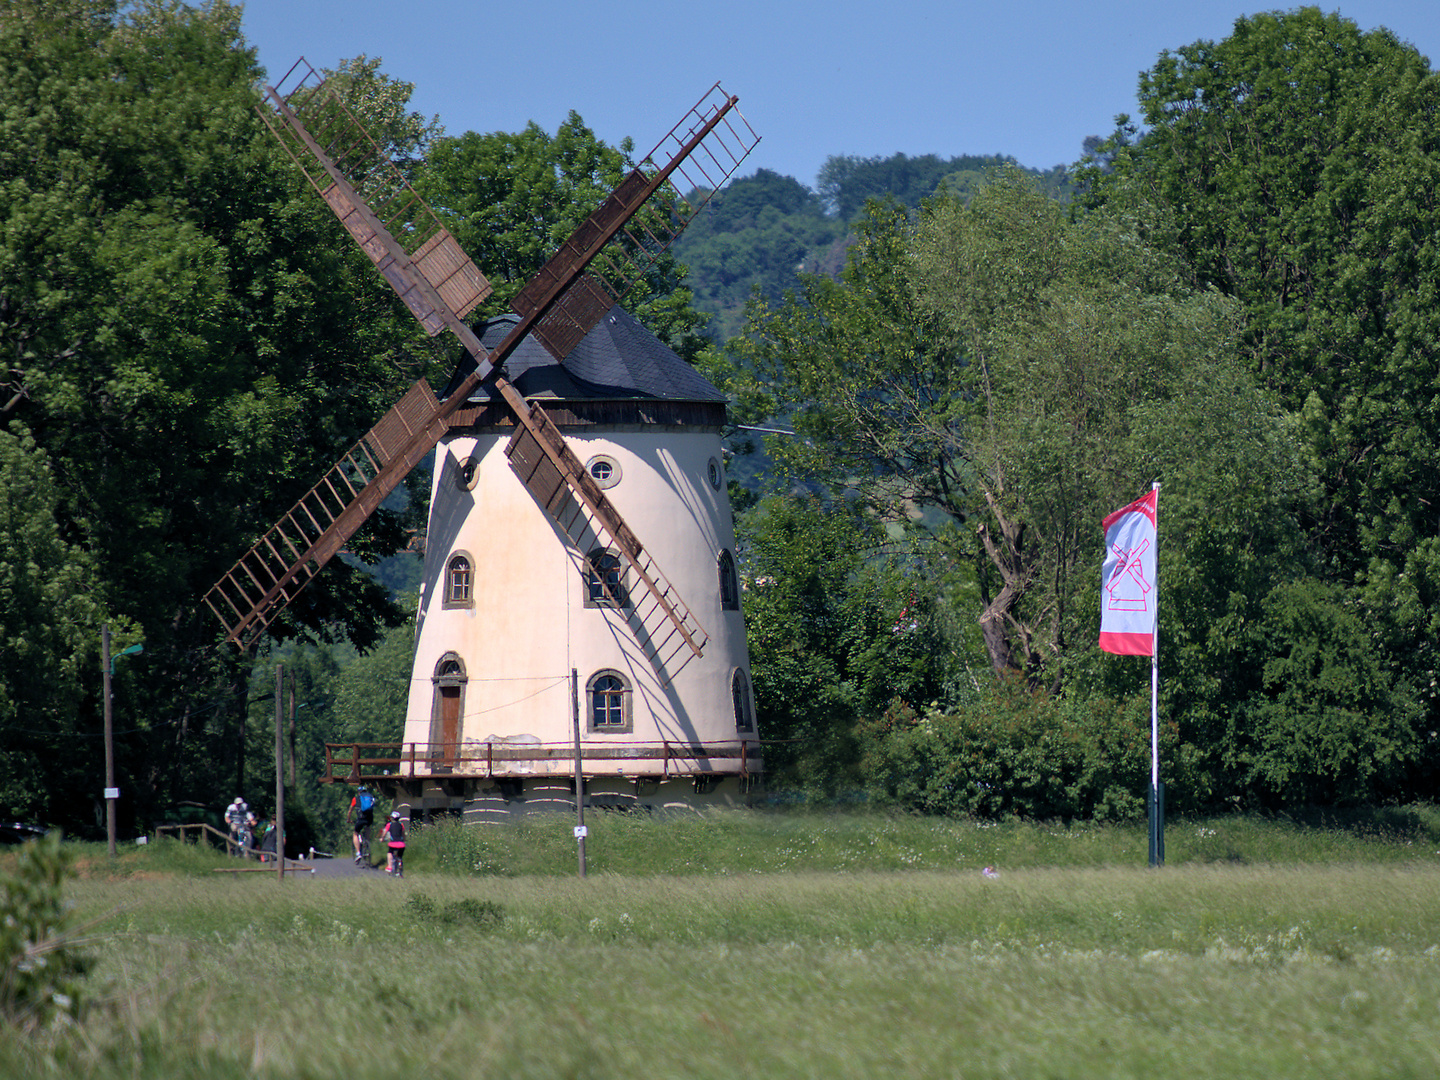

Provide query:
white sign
left=573, top=825, right=588, bottom=839
left=104, top=787, right=120, bottom=800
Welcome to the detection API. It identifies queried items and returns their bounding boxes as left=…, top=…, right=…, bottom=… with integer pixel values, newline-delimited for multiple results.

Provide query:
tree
left=816, top=152, right=1035, bottom=222
left=0, top=1, right=425, bottom=829
left=673, top=168, right=845, bottom=339
left=417, top=115, right=709, bottom=361
left=1083, top=5, right=1440, bottom=790
left=736, top=495, right=951, bottom=794
left=729, top=170, right=1262, bottom=691
left=0, top=425, right=103, bottom=823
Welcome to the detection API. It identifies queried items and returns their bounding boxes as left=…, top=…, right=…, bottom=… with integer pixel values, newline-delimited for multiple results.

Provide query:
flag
left=1099, top=489, right=1157, bottom=655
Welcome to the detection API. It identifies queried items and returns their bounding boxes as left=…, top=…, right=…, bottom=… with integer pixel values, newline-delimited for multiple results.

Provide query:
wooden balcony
left=322, top=740, right=761, bottom=786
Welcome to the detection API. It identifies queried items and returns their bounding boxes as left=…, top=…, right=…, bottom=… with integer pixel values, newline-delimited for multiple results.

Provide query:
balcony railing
left=323, top=739, right=760, bottom=785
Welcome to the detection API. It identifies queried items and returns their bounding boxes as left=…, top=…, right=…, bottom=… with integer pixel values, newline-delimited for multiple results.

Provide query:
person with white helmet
left=378, top=810, right=406, bottom=876
left=223, top=796, right=247, bottom=856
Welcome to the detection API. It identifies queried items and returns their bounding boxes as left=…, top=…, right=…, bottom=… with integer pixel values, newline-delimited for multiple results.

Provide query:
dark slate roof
left=440, top=304, right=726, bottom=404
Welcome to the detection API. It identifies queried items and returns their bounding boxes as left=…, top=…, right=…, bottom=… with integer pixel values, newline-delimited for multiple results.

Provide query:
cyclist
left=379, top=810, right=406, bottom=876
left=347, top=785, right=376, bottom=864
left=223, top=797, right=247, bottom=856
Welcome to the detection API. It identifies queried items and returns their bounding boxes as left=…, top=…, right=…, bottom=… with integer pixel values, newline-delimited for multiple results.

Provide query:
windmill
left=203, top=59, right=760, bottom=678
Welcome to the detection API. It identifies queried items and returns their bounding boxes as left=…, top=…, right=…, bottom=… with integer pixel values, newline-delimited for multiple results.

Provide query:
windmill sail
left=505, top=398, right=709, bottom=671
left=256, top=59, right=492, bottom=336
left=206, top=60, right=758, bottom=654
left=513, top=82, right=760, bottom=360
left=205, top=380, right=446, bottom=646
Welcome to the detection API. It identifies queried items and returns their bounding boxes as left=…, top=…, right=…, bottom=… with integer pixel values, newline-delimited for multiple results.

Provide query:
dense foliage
left=6, top=0, right=1439, bottom=831
left=1069, top=6, right=1440, bottom=809
left=725, top=8, right=1440, bottom=813
left=674, top=153, right=1070, bottom=340
left=0, top=832, right=88, bottom=1030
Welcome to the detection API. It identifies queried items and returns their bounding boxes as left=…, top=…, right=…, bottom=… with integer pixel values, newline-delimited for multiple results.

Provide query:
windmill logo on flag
left=1105, top=537, right=1153, bottom=613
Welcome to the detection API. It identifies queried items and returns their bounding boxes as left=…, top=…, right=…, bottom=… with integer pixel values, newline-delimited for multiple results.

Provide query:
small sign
left=104, top=787, right=120, bottom=800
left=573, top=825, right=588, bottom=839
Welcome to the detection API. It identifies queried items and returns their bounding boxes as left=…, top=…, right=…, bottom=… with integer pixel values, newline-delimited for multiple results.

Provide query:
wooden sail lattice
left=205, top=380, right=446, bottom=646
left=256, top=59, right=492, bottom=336
left=207, top=61, right=758, bottom=659
left=514, top=82, right=759, bottom=361
left=506, top=402, right=709, bottom=673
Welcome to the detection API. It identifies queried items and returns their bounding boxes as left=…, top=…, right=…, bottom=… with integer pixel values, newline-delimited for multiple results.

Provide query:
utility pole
left=102, top=625, right=116, bottom=858
left=100, top=626, right=142, bottom=858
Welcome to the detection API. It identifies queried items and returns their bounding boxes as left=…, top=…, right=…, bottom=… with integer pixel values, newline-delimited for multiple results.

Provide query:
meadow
left=6, top=807, right=1440, bottom=1078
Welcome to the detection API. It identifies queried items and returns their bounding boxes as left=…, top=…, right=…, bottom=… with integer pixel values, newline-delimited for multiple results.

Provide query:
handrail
left=154, top=822, right=307, bottom=869
left=321, top=738, right=764, bottom=785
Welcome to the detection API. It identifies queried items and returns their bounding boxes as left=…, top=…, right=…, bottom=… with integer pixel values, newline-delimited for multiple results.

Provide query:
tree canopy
left=1078, top=6, right=1440, bottom=799
left=728, top=170, right=1278, bottom=692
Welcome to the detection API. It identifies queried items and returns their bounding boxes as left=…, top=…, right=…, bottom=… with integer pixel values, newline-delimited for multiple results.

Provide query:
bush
left=861, top=678, right=1167, bottom=820
left=0, top=832, right=92, bottom=1029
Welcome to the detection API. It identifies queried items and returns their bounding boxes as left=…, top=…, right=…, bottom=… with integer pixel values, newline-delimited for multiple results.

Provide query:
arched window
left=588, top=670, right=632, bottom=732
left=445, top=553, right=473, bottom=608
left=584, top=548, right=629, bottom=608
left=731, top=668, right=754, bottom=732
left=431, top=653, right=467, bottom=768
left=717, top=549, right=740, bottom=611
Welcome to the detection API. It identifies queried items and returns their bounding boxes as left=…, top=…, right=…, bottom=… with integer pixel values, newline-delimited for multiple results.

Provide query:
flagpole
left=1149, top=480, right=1164, bottom=867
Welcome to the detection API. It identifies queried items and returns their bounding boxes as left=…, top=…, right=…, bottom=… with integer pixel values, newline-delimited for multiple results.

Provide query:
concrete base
left=384, top=773, right=761, bottom=823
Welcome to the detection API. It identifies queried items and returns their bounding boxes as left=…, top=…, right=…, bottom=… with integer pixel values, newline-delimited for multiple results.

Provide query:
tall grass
left=7, top=808, right=1440, bottom=1078
left=415, top=803, right=1440, bottom=877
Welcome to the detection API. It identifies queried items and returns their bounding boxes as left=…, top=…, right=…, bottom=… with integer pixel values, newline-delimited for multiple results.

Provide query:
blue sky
left=239, top=1, right=1438, bottom=189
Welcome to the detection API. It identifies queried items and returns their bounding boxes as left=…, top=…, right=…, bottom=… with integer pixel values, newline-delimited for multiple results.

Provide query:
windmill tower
left=203, top=62, right=763, bottom=816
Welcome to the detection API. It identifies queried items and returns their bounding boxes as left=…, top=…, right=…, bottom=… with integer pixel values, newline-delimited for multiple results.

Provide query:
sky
left=239, top=1, right=1439, bottom=189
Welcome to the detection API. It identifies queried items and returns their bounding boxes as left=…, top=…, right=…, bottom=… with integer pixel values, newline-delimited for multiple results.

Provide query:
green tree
left=737, top=496, right=951, bottom=794
left=0, top=426, right=102, bottom=823
left=0, top=1, right=424, bottom=830
left=417, top=115, right=708, bottom=361
left=1084, top=7, right=1440, bottom=732
left=730, top=170, right=1261, bottom=691
left=817, top=152, right=1040, bottom=221
left=673, top=169, right=846, bottom=339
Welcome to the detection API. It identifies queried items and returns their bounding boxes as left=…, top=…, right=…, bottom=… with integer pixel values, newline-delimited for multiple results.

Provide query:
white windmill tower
left=407, top=308, right=759, bottom=819
left=203, top=62, right=763, bottom=817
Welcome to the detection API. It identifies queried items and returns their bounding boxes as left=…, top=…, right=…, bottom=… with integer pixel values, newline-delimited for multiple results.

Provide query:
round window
left=456, top=456, right=480, bottom=491
left=587, top=454, right=621, bottom=489
left=707, top=457, right=724, bottom=490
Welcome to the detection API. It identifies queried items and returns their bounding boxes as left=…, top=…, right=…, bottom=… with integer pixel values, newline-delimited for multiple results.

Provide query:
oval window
left=587, top=454, right=621, bottom=489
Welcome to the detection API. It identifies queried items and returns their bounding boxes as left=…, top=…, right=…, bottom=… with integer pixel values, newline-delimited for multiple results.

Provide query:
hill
left=672, top=152, right=1071, bottom=342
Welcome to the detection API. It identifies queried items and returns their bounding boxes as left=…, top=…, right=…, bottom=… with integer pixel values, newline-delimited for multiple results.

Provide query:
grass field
left=6, top=808, right=1440, bottom=1078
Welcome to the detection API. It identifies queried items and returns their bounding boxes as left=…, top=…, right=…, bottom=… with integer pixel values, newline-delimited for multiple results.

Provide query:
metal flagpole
left=1149, top=480, right=1164, bottom=867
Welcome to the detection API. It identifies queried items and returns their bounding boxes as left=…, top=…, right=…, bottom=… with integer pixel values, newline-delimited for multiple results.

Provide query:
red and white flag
left=1099, top=489, right=1157, bottom=656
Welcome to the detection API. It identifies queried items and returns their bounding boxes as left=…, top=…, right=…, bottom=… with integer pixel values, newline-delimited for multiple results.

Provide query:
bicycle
left=355, top=828, right=371, bottom=865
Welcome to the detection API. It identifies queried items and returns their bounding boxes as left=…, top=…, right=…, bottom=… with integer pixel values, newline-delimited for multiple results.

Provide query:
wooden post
left=572, top=669, right=586, bottom=878
left=287, top=671, right=297, bottom=789
left=275, top=663, right=285, bottom=882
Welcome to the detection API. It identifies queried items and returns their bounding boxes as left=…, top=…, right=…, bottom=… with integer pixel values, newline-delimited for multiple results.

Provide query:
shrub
left=861, top=677, right=1167, bottom=820
left=0, top=832, right=92, bottom=1029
